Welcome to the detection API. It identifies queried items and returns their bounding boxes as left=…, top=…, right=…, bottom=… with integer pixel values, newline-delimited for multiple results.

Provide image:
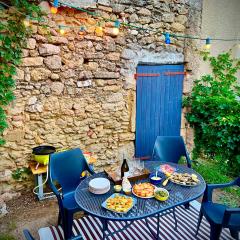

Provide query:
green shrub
left=184, top=52, right=240, bottom=175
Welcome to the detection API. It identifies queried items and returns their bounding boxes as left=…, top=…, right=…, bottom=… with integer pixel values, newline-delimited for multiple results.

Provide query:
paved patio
left=38, top=201, right=235, bottom=240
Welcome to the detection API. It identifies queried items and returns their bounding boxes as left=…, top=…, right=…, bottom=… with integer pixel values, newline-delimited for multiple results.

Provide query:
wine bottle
left=121, top=156, right=129, bottom=179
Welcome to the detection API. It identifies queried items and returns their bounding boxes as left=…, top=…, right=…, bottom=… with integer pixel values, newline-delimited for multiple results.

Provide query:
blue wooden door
left=135, top=64, right=184, bottom=158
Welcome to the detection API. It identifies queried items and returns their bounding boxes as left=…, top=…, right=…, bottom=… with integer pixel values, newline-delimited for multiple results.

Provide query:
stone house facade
left=0, top=0, right=202, bottom=196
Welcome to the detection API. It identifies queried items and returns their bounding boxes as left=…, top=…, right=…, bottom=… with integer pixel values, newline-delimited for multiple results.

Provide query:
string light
left=80, top=26, right=85, bottom=31
left=95, top=21, right=103, bottom=36
left=95, top=26, right=103, bottom=36
left=114, top=20, right=121, bottom=28
left=1, top=0, right=239, bottom=46
left=23, top=16, right=30, bottom=27
left=164, top=33, right=171, bottom=44
left=59, top=26, right=65, bottom=35
left=205, top=37, right=211, bottom=50
left=79, top=26, right=86, bottom=34
left=50, top=6, right=58, bottom=14
left=112, top=27, right=119, bottom=35
left=112, top=20, right=120, bottom=36
left=50, top=0, right=58, bottom=14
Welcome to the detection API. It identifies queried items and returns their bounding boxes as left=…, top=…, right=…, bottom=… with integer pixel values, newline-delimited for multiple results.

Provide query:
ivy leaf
left=0, top=0, right=43, bottom=146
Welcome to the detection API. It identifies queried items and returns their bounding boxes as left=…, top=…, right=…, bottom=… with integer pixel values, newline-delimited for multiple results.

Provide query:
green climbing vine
left=0, top=0, right=42, bottom=145
left=183, top=51, right=240, bottom=175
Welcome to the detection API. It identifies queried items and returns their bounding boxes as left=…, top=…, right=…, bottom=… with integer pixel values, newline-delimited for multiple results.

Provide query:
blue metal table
left=75, top=161, right=206, bottom=239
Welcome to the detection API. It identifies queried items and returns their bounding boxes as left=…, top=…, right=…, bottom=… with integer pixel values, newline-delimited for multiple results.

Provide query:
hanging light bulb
left=80, top=26, right=86, bottom=32
left=114, top=20, right=121, bottom=28
left=59, top=26, right=65, bottom=35
left=60, top=29, right=65, bottom=35
left=79, top=26, right=86, bottom=35
left=112, top=27, right=119, bottom=35
left=51, top=6, right=58, bottom=14
left=51, top=0, right=58, bottom=14
left=23, top=16, right=30, bottom=27
left=112, top=20, right=120, bottom=36
left=95, top=26, right=103, bottom=36
left=205, top=37, right=211, bottom=50
left=164, top=32, right=171, bottom=44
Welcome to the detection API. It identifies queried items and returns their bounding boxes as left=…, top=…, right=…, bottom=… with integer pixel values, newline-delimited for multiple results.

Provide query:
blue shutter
left=135, top=64, right=184, bottom=158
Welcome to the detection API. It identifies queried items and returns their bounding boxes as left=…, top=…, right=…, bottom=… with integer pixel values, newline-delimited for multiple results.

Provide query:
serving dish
left=149, top=172, right=162, bottom=185
left=104, top=168, right=150, bottom=185
left=154, top=188, right=169, bottom=201
left=102, top=193, right=136, bottom=213
left=170, top=173, right=200, bottom=186
left=159, top=164, right=176, bottom=175
left=132, top=182, right=155, bottom=198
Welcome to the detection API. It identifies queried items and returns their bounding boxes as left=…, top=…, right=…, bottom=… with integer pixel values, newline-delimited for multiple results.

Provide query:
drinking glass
left=132, top=157, right=142, bottom=173
left=138, top=160, right=145, bottom=172
left=127, top=159, right=135, bottom=176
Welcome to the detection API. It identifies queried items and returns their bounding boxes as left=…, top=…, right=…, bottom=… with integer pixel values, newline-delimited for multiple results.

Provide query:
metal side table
left=29, top=162, right=55, bottom=200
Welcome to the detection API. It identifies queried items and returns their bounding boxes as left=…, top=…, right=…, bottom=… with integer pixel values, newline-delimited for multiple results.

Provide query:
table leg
left=156, top=214, right=160, bottom=240
left=172, top=209, right=178, bottom=231
left=145, top=215, right=161, bottom=240
left=37, top=174, right=44, bottom=200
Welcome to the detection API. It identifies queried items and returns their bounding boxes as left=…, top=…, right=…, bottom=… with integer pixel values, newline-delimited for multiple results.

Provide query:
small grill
left=32, top=145, right=56, bottom=167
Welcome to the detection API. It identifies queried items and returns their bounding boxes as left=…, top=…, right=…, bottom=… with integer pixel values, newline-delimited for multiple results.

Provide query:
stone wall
left=0, top=0, right=202, bottom=196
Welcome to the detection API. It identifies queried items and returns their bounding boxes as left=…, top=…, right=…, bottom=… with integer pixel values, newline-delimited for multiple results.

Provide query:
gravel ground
left=0, top=192, right=59, bottom=240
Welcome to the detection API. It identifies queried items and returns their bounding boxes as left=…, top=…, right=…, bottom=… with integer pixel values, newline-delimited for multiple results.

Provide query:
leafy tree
left=184, top=51, right=240, bottom=175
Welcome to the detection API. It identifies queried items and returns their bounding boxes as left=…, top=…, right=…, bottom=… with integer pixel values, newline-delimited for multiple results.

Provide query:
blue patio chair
left=23, top=229, right=35, bottom=240
left=196, top=177, right=240, bottom=240
left=151, top=136, right=192, bottom=222
left=152, top=136, right=191, bottom=168
left=23, top=229, right=83, bottom=240
left=48, top=148, right=94, bottom=239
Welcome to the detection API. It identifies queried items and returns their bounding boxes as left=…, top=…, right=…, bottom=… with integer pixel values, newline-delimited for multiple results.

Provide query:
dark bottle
left=121, top=157, right=129, bottom=179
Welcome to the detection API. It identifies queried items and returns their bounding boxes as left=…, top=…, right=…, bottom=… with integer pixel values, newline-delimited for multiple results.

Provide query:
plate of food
left=170, top=173, right=200, bottom=186
left=132, top=182, right=155, bottom=198
left=102, top=193, right=136, bottom=213
left=159, top=164, right=176, bottom=175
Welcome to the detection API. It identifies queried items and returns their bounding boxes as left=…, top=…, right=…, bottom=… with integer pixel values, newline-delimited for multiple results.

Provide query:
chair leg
left=210, top=224, right=222, bottom=240
left=63, top=210, right=74, bottom=240
left=195, top=209, right=203, bottom=236
left=230, top=229, right=239, bottom=240
left=58, top=210, right=62, bottom=225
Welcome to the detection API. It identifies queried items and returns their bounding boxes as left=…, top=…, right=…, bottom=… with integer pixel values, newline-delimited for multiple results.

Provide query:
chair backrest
left=152, top=136, right=188, bottom=164
left=23, top=229, right=35, bottom=240
left=49, top=148, right=89, bottom=194
left=234, top=177, right=240, bottom=187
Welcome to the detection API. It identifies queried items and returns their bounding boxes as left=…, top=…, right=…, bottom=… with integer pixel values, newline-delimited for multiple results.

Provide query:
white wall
left=199, top=0, right=240, bottom=79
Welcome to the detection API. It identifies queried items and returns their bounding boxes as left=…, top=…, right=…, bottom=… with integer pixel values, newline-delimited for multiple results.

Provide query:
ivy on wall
left=0, top=0, right=42, bottom=145
left=184, top=51, right=240, bottom=175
